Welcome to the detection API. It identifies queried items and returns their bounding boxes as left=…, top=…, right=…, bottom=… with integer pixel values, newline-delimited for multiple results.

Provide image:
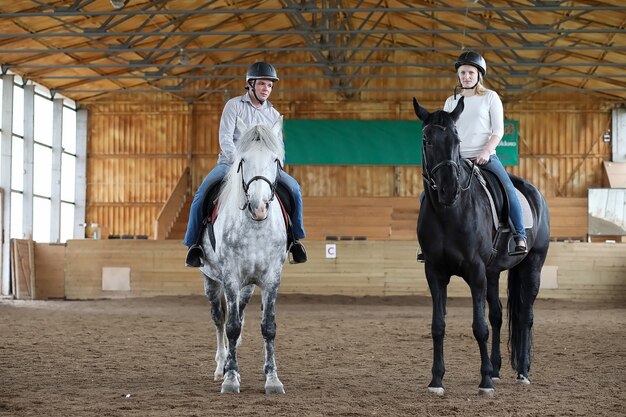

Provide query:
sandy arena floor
left=1, top=293, right=625, bottom=416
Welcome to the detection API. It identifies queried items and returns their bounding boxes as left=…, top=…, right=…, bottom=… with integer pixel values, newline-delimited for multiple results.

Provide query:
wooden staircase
left=166, top=196, right=191, bottom=240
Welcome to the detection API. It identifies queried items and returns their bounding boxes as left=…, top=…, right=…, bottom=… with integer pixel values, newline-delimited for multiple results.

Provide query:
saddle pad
left=474, top=166, right=533, bottom=230
left=515, top=189, right=534, bottom=229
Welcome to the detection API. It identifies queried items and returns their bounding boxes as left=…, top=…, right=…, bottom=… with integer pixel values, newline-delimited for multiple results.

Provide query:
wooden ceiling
left=0, top=0, right=625, bottom=105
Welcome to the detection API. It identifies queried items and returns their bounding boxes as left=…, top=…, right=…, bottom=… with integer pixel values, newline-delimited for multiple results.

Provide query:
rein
left=237, top=158, right=281, bottom=211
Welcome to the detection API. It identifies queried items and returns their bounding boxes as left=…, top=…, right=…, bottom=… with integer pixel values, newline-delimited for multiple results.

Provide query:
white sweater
left=443, top=90, right=504, bottom=159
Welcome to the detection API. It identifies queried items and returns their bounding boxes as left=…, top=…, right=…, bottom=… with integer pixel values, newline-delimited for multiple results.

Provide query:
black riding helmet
left=246, top=62, right=279, bottom=82
left=246, top=62, right=279, bottom=104
left=453, top=51, right=486, bottom=98
left=454, top=51, right=487, bottom=77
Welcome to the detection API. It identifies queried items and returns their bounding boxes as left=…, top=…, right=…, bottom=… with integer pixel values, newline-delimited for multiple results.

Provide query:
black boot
left=508, top=236, right=528, bottom=256
left=416, top=247, right=425, bottom=263
left=185, top=244, right=205, bottom=267
left=289, top=241, right=307, bottom=264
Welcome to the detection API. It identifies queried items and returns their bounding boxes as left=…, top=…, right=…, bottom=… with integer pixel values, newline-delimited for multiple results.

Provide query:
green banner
left=496, top=120, right=519, bottom=166
left=284, top=119, right=518, bottom=166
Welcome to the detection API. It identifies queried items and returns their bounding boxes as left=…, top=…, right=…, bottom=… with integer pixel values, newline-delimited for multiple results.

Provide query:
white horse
left=199, top=119, right=288, bottom=394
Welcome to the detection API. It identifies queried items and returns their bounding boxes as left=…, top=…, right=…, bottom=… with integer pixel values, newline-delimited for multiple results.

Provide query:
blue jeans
left=184, top=163, right=306, bottom=246
left=482, top=155, right=526, bottom=239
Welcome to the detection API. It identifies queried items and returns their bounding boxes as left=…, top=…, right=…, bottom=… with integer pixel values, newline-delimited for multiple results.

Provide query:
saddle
left=466, top=159, right=533, bottom=233
left=200, top=181, right=293, bottom=252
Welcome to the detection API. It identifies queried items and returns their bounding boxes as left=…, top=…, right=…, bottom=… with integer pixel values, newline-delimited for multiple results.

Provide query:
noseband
left=237, top=158, right=281, bottom=211
left=422, top=124, right=473, bottom=195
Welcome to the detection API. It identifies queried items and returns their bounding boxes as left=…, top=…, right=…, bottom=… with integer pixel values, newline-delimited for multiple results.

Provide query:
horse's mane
left=237, top=124, right=284, bottom=162
left=218, top=124, right=284, bottom=212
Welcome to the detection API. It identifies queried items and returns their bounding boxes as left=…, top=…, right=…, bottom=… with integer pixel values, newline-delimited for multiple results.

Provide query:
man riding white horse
left=184, top=62, right=307, bottom=267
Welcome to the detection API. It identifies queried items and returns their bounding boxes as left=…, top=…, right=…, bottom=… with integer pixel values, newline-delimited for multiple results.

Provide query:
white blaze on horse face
left=246, top=156, right=277, bottom=221
left=249, top=188, right=269, bottom=221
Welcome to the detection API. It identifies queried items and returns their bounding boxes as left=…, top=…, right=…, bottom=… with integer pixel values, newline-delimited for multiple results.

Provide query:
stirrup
left=289, top=241, right=307, bottom=264
left=416, top=249, right=425, bottom=263
left=508, top=236, right=527, bottom=256
left=185, top=244, right=205, bottom=267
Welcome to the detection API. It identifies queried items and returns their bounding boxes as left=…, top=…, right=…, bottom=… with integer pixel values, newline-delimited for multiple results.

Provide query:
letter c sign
left=325, top=243, right=336, bottom=259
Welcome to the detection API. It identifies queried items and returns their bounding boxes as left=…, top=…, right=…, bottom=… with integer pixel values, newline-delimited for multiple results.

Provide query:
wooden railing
left=154, top=167, right=190, bottom=240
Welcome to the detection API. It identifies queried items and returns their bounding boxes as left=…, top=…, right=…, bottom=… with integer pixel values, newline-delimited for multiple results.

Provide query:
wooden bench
left=303, top=197, right=418, bottom=240
left=303, top=196, right=589, bottom=241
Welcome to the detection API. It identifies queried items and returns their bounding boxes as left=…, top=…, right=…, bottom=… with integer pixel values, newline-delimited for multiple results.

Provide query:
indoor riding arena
left=1, top=2, right=625, bottom=417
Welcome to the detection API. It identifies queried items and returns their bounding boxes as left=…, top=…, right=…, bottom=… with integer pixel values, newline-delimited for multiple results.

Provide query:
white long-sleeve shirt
left=443, top=89, right=504, bottom=159
left=217, top=92, right=282, bottom=165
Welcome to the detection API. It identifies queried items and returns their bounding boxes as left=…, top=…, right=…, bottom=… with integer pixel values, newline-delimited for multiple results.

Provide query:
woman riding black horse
left=414, top=91, right=550, bottom=396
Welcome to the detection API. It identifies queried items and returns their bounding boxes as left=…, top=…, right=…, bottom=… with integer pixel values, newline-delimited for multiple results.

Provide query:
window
left=34, top=143, right=52, bottom=198
left=33, top=196, right=51, bottom=243
left=63, top=106, right=77, bottom=155
left=11, top=136, right=23, bottom=192
left=61, top=153, right=76, bottom=203
left=34, top=95, right=53, bottom=146
left=4, top=76, right=80, bottom=243
left=10, top=192, right=22, bottom=239
left=12, top=83, right=23, bottom=137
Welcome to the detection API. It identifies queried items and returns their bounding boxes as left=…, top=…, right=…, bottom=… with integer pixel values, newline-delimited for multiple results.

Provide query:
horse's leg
left=425, top=263, right=449, bottom=396
left=203, top=274, right=227, bottom=381
left=507, top=256, right=541, bottom=384
left=221, top=284, right=242, bottom=394
left=260, top=281, right=285, bottom=394
left=236, top=284, right=255, bottom=348
left=468, top=268, right=495, bottom=397
left=486, top=273, right=503, bottom=382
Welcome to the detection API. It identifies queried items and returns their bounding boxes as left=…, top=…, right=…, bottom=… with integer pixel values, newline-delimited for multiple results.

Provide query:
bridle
left=237, top=158, right=281, bottom=212
left=422, top=124, right=474, bottom=197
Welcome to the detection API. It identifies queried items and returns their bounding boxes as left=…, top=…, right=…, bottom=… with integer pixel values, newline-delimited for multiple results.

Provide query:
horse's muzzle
left=248, top=201, right=269, bottom=221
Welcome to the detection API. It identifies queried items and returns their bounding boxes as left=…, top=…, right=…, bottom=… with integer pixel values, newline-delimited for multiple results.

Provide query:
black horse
left=413, top=97, right=550, bottom=397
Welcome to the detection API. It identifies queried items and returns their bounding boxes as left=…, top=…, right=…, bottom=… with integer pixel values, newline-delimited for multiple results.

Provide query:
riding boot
left=289, top=241, right=307, bottom=264
left=185, top=244, right=205, bottom=267
left=508, top=235, right=528, bottom=256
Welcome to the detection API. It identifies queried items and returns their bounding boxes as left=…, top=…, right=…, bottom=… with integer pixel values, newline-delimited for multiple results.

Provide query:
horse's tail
left=507, top=263, right=540, bottom=372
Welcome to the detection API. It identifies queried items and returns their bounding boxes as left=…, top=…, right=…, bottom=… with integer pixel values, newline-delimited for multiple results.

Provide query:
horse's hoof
left=214, top=362, right=226, bottom=381
left=265, top=374, right=285, bottom=394
left=516, top=375, right=531, bottom=385
left=479, top=387, right=495, bottom=398
left=265, top=382, right=285, bottom=395
left=427, top=387, right=445, bottom=396
left=221, top=372, right=241, bottom=393
left=491, top=376, right=500, bottom=384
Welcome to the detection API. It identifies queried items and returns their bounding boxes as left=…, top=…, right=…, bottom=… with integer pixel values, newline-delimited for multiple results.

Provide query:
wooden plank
left=34, top=243, right=65, bottom=299
left=11, top=239, right=35, bottom=300
left=603, top=161, right=626, bottom=188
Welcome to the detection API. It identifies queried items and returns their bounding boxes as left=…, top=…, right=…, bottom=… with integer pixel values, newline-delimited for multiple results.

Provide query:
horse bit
left=237, top=158, right=282, bottom=211
left=422, top=124, right=474, bottom=193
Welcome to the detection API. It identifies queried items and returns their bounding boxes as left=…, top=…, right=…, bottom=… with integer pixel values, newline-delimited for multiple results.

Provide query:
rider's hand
left=475, top=150, right=492, bottom=165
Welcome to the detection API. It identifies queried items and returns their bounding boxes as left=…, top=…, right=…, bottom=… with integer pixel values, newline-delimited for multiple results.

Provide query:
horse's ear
left=449, top=96, right=464, bottom=122
left=271, top=116, right=283, bottom=139
left=412, top=97, right=429, bottom=121
left=236, top=116, right=249, bottom=133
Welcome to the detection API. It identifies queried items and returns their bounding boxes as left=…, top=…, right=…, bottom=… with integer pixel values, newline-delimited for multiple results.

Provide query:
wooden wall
left=61, top=240, right=626, bottom=302
left=87, top=101, right=191, bottom=237
left=86, top=96, right=612, bottom=238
